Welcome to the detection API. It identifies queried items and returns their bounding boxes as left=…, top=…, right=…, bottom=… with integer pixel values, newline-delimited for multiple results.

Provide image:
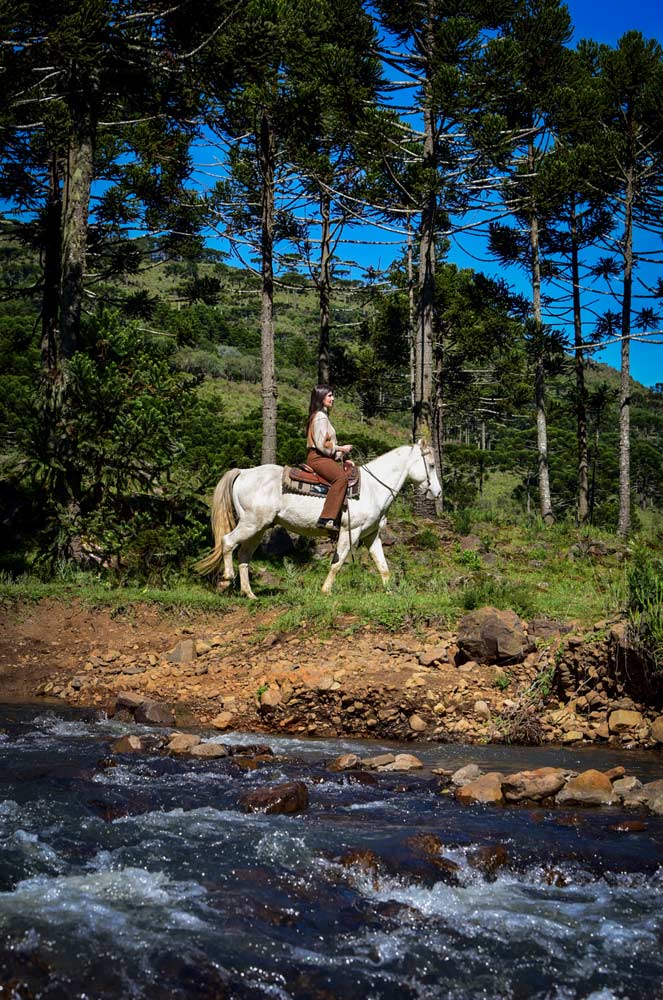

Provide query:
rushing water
left=1, top=705, right=663, bottom=999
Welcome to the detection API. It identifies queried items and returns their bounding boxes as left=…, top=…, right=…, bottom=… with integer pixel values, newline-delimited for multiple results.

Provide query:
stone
left=408, top=714, right=427, bottom=732
left=456, top=607, right=533, bottom=665
left=467, top=844, right=509, bottom=876
left=260, top=687, right=282, bottom=709
left=418, top=646, right=447, bottom=667
left=165, top=639, right=197, bottom=664
left=167, top=733, right=201, bottom=754
left=195, top=640, right=212, bottom=655
left=134, top=700, right=175, bottom=727
left=456, top=773, right=504, bottom=805
left=189, top=742, right=228, bottom=759
left=555, top=769, right=617, bottom=807
left=328, top=753, right=361, bottom=771
left=473, top=700, right=491, bottom=720
left=612, top=776, right=643, bottom=798
left=502, top=767, right=567, bottom=802
left=362, top=754, right=396, bottom=769
left=210, top=711, right=234, bottom=730
left=608, top=709, right=643, bottom=733
left=111, top=735, right=144, bottom=753
left=239, top=781, right=309, bottom=815
left=650, top=716, right=663, bottom=743
left=450, top=763, right=482, bottom=787
left=381, top=753, right=423, bottom=772
left=560, top=730, right=584, bottom=744
left=115, top=691, right=145, bottom=710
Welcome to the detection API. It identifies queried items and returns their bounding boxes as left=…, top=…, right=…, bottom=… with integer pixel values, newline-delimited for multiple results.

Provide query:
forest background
left=1, top=0, right=663, bottom=661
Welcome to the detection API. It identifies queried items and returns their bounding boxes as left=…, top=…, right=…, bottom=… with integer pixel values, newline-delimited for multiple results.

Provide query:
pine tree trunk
left=529, top=139, right=554, bottom=525
left=618, top=161, right=634, bottom=537
left=317, top=187, right=331, bottom=385
left=413, top=10, right=435, bottom=446
left=259, top=110, right=277, bottom=465
left=41, top=151, right=62, bottom=372
left=571, top=203, right=589, bottom=524
left=60, top=117, right=94, bottom=359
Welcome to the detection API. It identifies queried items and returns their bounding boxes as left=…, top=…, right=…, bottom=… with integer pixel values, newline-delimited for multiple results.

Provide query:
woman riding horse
left=305, top=385, right=354, bottom=533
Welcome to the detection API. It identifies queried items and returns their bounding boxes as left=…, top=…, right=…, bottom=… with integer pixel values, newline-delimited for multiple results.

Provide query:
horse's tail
left=194, top=469, right=241, bottom=575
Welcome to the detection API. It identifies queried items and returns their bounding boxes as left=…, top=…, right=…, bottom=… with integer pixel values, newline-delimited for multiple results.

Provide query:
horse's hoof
left=217, top=579, right=232, bottom=592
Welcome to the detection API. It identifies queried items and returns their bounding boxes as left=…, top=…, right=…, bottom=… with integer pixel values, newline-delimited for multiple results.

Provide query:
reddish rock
left=650, top=716, right=663, bottom=743
left=260, top=687, right=282, bottom=709
left=418, top=646, right=447, bottom=667
left=328, top=753, right=361, bottom=772
left=115, top=691, right=145, bottom=710
left=381, top=753, right=423, bottom=772
left=362, top=754, right=396, bottom=769
left=239, top=781, right=309, bottom=815
left=111, top=735, right=144, bottom=753
left=167, top=733, right=201, bottom=754
left=189, top=742, right=228, bottom=759
left=451, top=763, right=482, bottom=787
left=502, top=767, right=567, bottom=802
left=455, top=772, right=504, bottom=805
left=408, top=714, right=427, bottom=732
left=555, top=769, right=617, bottom=807
left=608, top=710, right=643, bottom=733
left=210, top=711, right=234, bottom=730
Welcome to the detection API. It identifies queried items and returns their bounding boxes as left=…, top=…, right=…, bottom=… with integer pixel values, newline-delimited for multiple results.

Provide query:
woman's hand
left=338, top=444, right=353, bottom=454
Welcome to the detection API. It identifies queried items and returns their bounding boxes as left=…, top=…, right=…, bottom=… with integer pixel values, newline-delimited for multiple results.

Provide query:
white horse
left=195, top=441, right=441, bottom=599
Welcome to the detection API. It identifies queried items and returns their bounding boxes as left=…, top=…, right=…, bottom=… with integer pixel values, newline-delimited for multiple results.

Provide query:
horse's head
left=410, top=440, right=442, bottom=500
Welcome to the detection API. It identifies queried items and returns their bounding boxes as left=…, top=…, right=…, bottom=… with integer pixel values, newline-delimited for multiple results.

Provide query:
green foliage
left=627, top=546, right=663, bottom=674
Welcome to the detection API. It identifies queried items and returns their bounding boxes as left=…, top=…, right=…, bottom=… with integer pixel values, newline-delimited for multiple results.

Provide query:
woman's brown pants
left=306, top=449, right=350, bottom=522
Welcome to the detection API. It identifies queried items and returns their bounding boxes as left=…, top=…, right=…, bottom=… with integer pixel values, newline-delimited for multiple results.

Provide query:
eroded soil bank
left=2, top=597, right=662, bottom=753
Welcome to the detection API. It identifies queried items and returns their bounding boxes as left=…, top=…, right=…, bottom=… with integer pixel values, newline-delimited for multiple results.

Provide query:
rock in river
left=239, top=781, right=309, bottom=815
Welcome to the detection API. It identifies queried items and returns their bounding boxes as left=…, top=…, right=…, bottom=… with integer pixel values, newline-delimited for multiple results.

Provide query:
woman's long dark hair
left=306, top=384, right=332, bottom=432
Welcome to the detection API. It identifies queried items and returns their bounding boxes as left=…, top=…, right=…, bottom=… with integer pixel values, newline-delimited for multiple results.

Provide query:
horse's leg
left=237, top=532, right=264, bottom=600
left=366, top=531, right=391, bottom=590
left=321, top=527, right=361, bottom=594
left=222, top=520, right=265, bottom=597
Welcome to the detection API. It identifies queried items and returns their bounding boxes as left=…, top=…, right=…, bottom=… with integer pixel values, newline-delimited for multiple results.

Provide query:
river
left=1, top=704, right=663, bottom=999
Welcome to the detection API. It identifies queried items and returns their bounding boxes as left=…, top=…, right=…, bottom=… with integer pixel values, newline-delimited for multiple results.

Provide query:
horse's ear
left=416, top=436, right=428, bottom=450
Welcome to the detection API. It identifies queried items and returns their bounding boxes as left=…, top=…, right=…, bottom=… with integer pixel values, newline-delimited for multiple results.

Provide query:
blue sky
left=196, top=0, right=663, bottom=388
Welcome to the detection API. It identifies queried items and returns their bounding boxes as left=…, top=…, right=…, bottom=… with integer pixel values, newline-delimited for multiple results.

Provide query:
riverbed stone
left=650, top=716, right=663, bottom=743
left=555, top=769, right=617, bottom=807
left=456, top=772, right=504, bottom=805
left=451, top=763, right=483, bottom=787
left=380, top=753, right=423, bottom=772
left=612, top=776, right=643, bottom=798
left=134, top=700, right=175, bottom=727
left=167, top=733, right=201, bottom=754
left=328, top=753, right=361, bottom=771
left=210, top=711, right=234, bottom=730
left=189, top=742, right=228, bottom=759
left=115, top=691, right=145, bottom=710
left=239, top=781, right=309, bottom=815
left=409, top=714, right=427, bottom=732
left=608, top=710, right=644, bottom=733
left=111, top=734, right=144, bottom=753
left=363, top=754, right=396, bottom=769
left=502, top=767, right=567, bottom=802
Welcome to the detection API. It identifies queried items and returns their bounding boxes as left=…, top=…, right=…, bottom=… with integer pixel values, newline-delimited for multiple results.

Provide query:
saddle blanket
left=282, top=465, right=361, bottom=501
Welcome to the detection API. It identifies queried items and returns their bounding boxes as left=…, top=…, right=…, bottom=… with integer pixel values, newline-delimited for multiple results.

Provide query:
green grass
left=0, top=516, right=656, bottom=635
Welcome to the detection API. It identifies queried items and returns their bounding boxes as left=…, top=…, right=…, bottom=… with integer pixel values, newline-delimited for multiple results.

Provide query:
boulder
left=260, top=687, right=282, bottom=709
left=608, top=710, right=644, bottom=734
left=362, top=754, right=396, bottom=769
left=473, top=700, right=491, bottom=720
left=239, top=781, right=308, bottom=815
left=451, top=763, right=483, bottom=787
left=380, top=753, right=423, bottom=772
left=502, top=767, right=567, bottom=802
left=167, top=733, right=201, bottom=754
left=612, top=776, right=643, bottom=798
left=210, top=711, right=234, bottom=730
left=408, top=714, right=427, bottom=732
left=111, top=734, right=144, bottom=753
left=189, top=742, right=228, bottom=759
left=650, top=716, right=663, bottom=743
left=134, top=700, right=175, bottom=727
left=467, top=844, right=509, bottom=876
left=115, top=691, right=145, bottom=711
left=555, top=769, right=617, bottom=807
left=328, top=753, right=361, bottom=772
left=456, top=607, right=533, bottom=664
left=455, top=772, right=504, bottom=805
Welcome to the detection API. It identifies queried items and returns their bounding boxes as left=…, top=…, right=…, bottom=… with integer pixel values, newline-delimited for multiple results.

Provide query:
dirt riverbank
left=1, top=597, right=662, bottom=750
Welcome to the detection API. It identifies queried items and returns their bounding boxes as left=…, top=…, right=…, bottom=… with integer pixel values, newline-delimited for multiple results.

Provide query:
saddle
left=282, top=460, right=361, bottom=500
